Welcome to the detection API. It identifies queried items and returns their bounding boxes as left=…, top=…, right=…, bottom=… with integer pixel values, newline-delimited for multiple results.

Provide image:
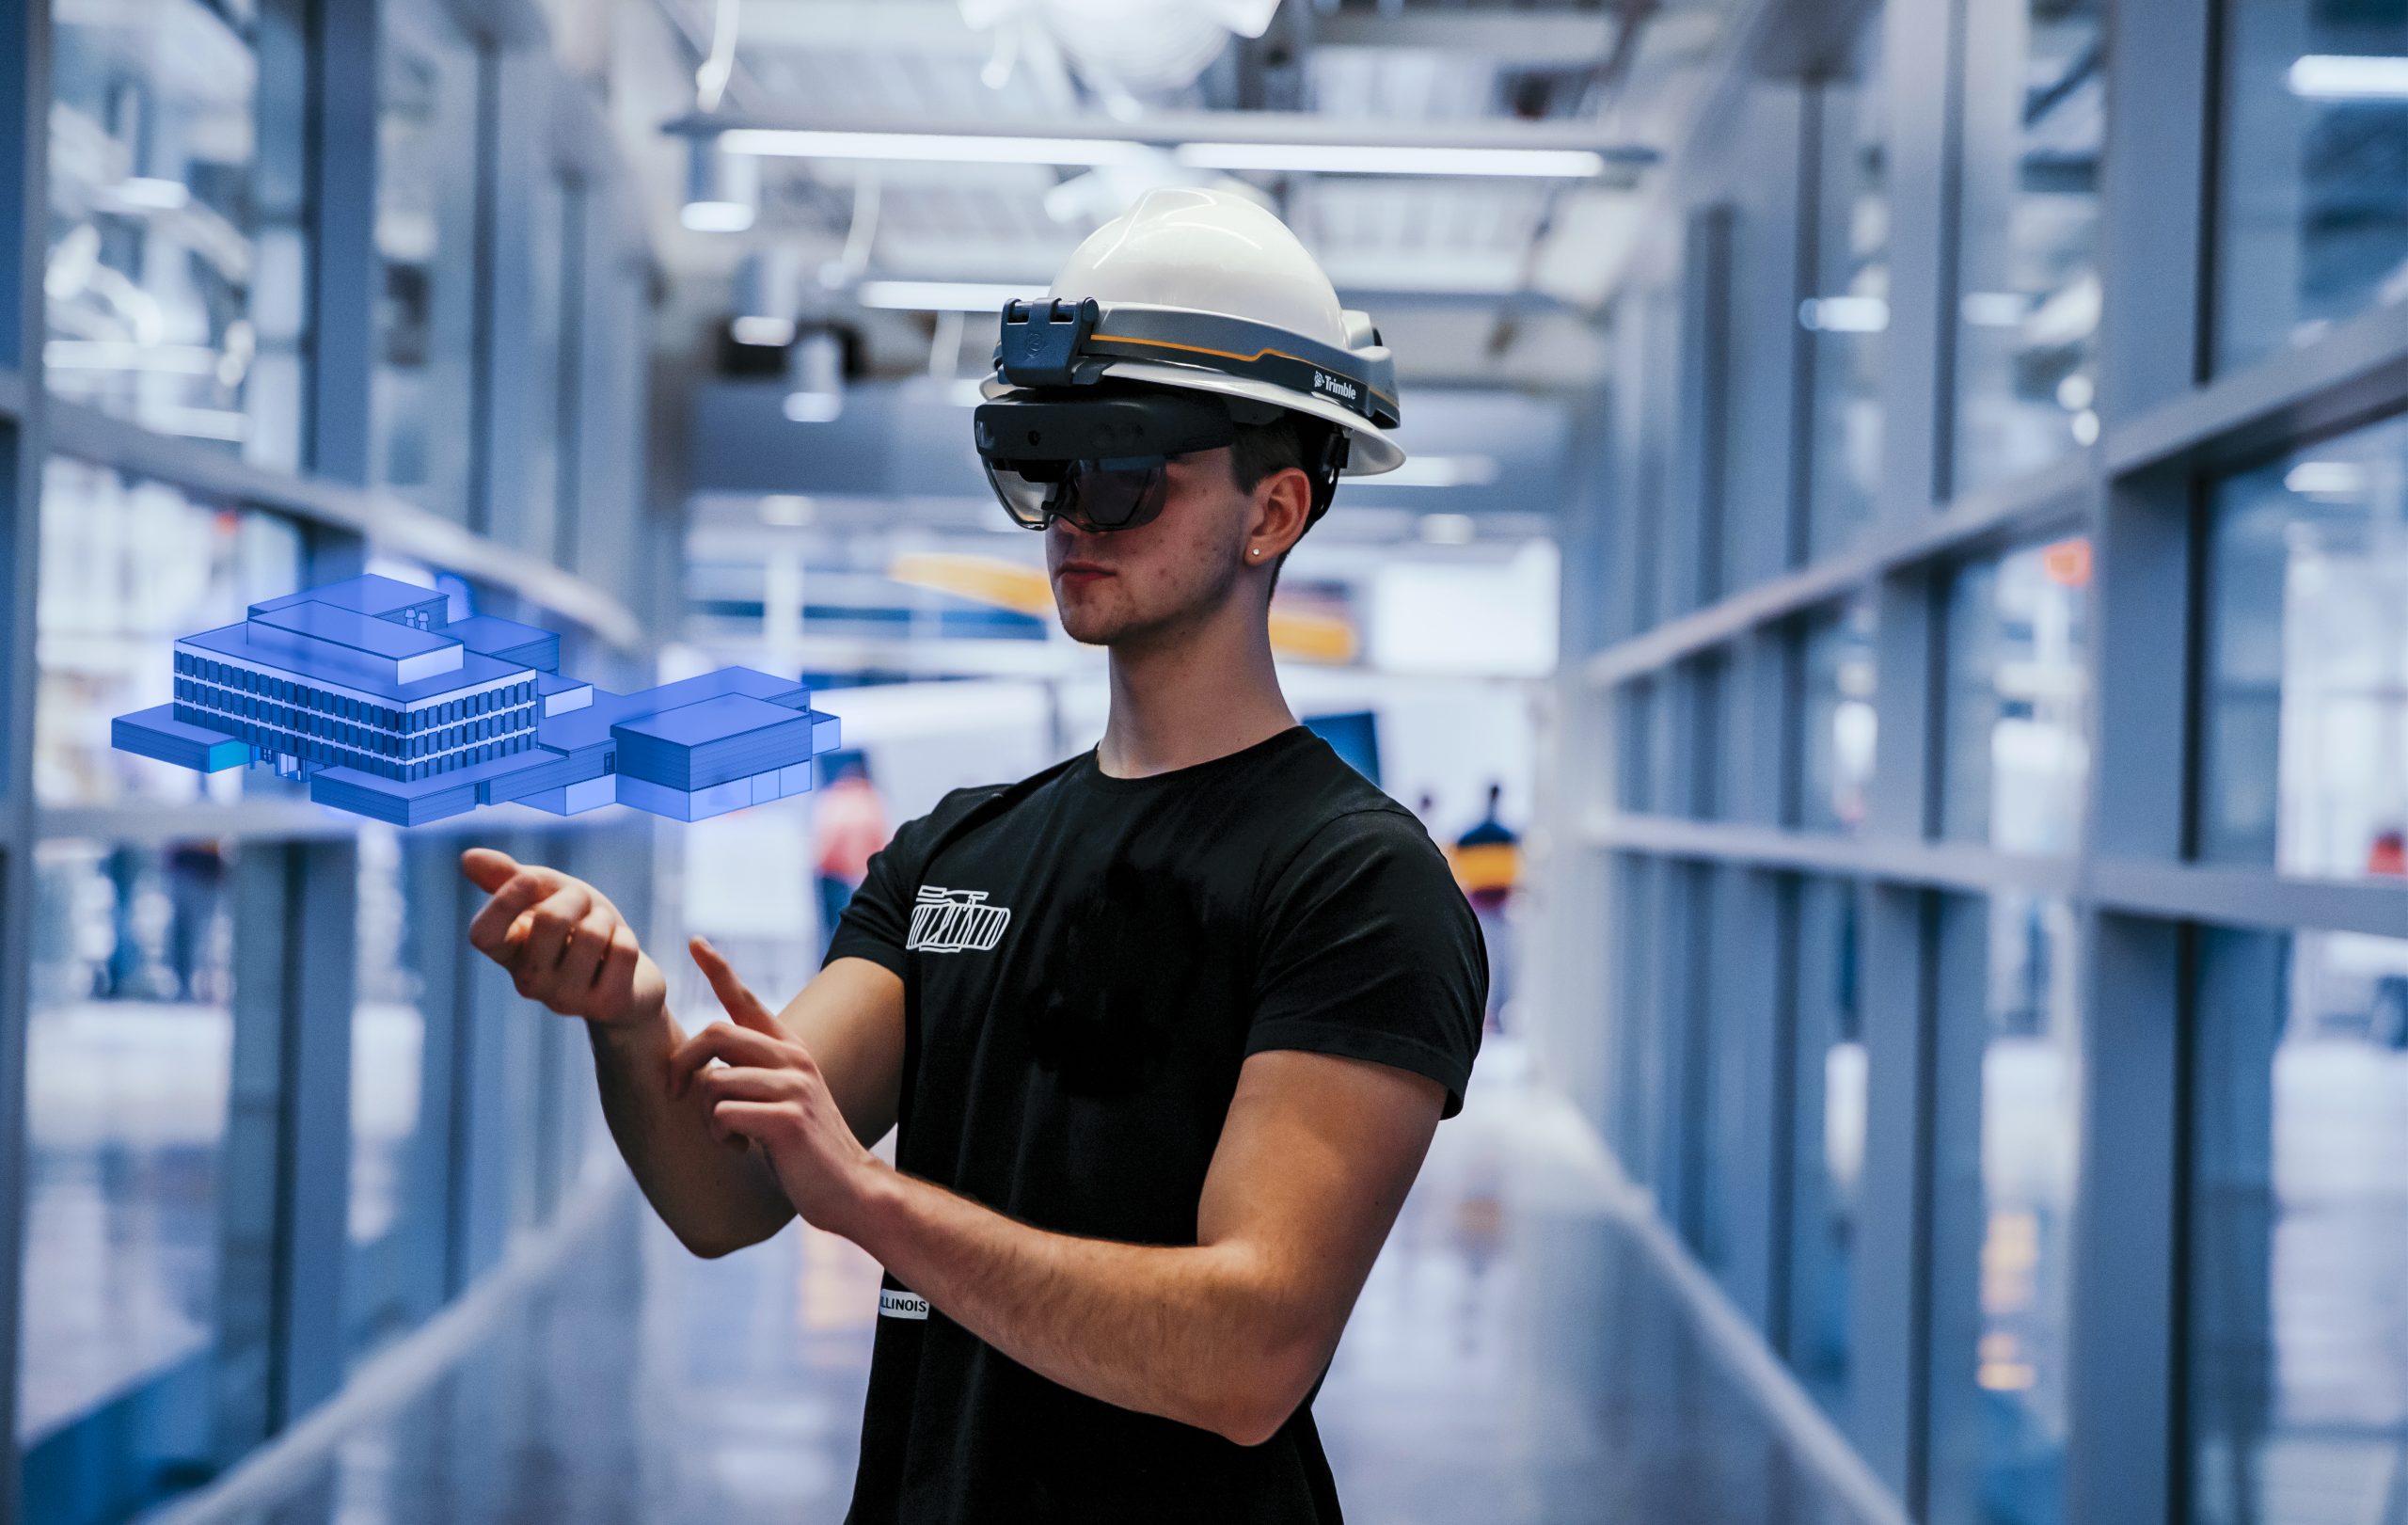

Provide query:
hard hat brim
left=979, top=362, right=1406, bottom=475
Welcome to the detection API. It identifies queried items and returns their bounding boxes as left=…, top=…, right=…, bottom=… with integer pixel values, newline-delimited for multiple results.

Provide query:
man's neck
left=1094, top=598, right=1296, bottom=779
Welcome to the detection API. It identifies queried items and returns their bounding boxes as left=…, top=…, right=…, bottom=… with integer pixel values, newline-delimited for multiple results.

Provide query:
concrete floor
left=218, top=1039, right=1877, bottom=1525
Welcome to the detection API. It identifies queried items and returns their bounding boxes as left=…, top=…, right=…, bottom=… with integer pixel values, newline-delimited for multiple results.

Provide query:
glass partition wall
left=0, top=0, right=666, bottom=1518
left=1570, top=2, right=2408, bottom=1523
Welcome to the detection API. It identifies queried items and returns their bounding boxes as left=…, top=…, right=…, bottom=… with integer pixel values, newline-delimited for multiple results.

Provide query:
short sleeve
left=1245, top=807, right=1488, bottom=1119
left=822, top=786, right=991, bottom=977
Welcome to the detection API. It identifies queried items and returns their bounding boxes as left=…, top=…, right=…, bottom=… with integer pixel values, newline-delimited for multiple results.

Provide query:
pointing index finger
left=688, top=936, right=783, bottom=1035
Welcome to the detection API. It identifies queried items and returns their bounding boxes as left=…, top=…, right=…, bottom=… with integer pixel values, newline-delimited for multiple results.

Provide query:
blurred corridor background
left=0, top=0, right=2404, bottom=1521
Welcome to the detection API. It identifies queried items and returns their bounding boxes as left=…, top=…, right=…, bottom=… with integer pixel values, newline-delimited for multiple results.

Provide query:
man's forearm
left=846, top=1166, right=1318, bottom=1444
left=588, top=1005, right=795, bottom=1256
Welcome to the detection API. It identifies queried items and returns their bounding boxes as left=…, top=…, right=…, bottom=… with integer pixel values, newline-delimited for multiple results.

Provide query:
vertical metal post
left=0, top=0, right=48, bottom=1506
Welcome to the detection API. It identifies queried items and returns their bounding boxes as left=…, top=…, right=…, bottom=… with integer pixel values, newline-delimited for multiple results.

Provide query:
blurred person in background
left=813, top=752, right=890, bottom=959
left=455, top=187, right=1486, bottom=1524
left=1450, top=781, right=1521, bottom=1035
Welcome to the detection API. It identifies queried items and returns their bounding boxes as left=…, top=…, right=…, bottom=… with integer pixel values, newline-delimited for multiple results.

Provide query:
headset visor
left=974, top=389, right=1241, bottom=532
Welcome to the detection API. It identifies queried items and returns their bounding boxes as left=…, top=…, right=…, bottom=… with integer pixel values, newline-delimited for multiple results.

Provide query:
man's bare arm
left=665, top=950, right=1446, bottom=1442
left=459, top=848, right=904, bottom=1259
left=844, top=1048, right=1442, bottom=1445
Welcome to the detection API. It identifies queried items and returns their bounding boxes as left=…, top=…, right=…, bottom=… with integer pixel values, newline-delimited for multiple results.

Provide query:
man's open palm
left=462, top=848, right=665, bottom=1029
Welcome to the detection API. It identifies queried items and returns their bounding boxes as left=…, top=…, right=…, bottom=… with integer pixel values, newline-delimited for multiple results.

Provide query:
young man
left=459, top=188, right=1486, bottom=1523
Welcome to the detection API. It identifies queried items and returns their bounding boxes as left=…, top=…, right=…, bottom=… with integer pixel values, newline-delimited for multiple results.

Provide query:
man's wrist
left=588, top=998, right=673, bottom=1058
left=840, top=1154, right=911, bottom=1257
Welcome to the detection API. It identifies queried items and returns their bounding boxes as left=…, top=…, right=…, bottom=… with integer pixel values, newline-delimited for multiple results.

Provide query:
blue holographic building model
left=110, top=574, right=841, bottom=826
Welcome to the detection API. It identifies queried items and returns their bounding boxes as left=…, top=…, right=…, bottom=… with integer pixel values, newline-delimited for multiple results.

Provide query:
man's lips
left=1054, top=563, right=1113, bottom=582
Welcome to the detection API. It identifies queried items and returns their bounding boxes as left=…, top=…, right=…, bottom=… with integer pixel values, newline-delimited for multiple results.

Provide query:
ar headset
left=972, top=296, right=1398, bottom=535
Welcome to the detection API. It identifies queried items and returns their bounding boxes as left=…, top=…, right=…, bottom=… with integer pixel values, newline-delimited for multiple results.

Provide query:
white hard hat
left=982, top=186, right=1405, bottom=475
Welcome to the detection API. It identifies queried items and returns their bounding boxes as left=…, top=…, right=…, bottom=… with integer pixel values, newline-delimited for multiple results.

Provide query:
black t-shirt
left=823, top=723, right=1487, bottom=1524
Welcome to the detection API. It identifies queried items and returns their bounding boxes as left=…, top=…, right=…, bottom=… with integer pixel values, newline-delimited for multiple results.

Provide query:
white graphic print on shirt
left=906, top=885, right=1012, bottom=953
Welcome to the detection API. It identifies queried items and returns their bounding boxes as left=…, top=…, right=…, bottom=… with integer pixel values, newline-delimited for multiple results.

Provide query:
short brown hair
left=1226, top=411, right=1339, bottom=594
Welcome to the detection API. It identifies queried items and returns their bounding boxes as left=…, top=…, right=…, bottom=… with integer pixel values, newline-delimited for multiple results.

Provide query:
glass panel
left=1611, top=854, right=1664, bottom=1189
left=372, top=15, right=482, bottom=517
left=345, top=825, right=449, bottom=1360
left=1684, top=650, right=1725, bottom=819
left=2190, top=926, right=2408, bottom=1525
left=1802, top=7, right=1890, bottom=558
left=519, top=172, right=567, bottom=558
left=16, top=838, right=254, bottom=1515
left=33, top=457, right=305, bottom=807
left=1952, top=0, right=2105, bottom=493
left=1617, top=678, right=1658, bottom=814
left=1927, top=892, right=2083, bottom=1525
left=1787, top=877, right=1863, bottom=1423
left=1798, top=595, right=1878, bottom=834
left=45, top=0, right=301, bottom=462
left=1940, top=534, right=2093, bottom=853
left=2200, top=421, right=2408, bottom=880
left=2216, top=0, right=2408, bottom=372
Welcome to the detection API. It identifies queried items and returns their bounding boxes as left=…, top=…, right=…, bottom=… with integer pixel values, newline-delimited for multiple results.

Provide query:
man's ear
left=1251, top=465, right=1314, bottom=556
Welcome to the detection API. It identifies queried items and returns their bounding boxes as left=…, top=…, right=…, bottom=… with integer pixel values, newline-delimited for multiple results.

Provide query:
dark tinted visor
left=982, top=457, right=1169, bottom=532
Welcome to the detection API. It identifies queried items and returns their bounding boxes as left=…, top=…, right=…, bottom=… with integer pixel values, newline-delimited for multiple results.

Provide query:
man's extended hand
left=667, top=936, right=891, bottom=1237
left=461, top=848, right=666, bottom=1030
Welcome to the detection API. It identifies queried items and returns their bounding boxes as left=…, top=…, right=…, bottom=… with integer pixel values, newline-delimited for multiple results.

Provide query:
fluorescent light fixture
left=683, top=138, right=758, bottom=233
left=682, top=200, right=754, bottom=232
left=2287, top=54, right=2408, bottom=100
left=1960, top=291, right=2029, bottom=328
left=709, top=129, right=1605, bottom=179
left=1175, top=142, right=1605, bottom=179
left=1418, top=514, right=1476, bottom=545
left=759, top=494, right=816, bottom=526
left=2284, top=460, right=2366, bottom=497
left=856, top=279, right=1047, bottom=311
left=783, top=390, right=843, bottom=423
left=1798, top=295, right=1889, bottom=333
left=721, top=129, right=1149, bottom=167
left=731, top=315, right=797, bottom=346
left=113, top=177, right=192, bottom=211
left=1376, top=453, right=1502, bottom=489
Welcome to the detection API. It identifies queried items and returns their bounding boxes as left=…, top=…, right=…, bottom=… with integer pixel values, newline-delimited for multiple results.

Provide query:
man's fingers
left=459, top=848, right=521, bottom=895
left=689, top=936, right=782, bottom=1034
left=594, top=924, right=640, bottom=997
left=467, top=870, right=557, bottom=961
left=513, top=886, right=594, bottom=981
left=666, top=1021, right=786, bottom=1098
left=556, top=910, right=614, bottom=993
left=691, top=1065, right=797, bottom=1104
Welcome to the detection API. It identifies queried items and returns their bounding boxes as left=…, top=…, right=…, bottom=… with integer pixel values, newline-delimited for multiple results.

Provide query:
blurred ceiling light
left=1798, top=295, right=1889, bottom=333
left=714, top=129, right=1605, bottom=181
left=2286, top=54, right=2408, bottom=99
left=759, top=494, right=816, bottom=526
left=44, top=340, right=220, bottom=373
left=112, top=177, right=192, bottom=211
left=1174, top=142, right=1605, bottom=179
left=2284, top=460, right=2366, bottom=497
left=1376, top=453, right=1502, bottom=488
left=681, top=139, right=758, bottom=232
left=1959, top=291, right=2028, bottom=328
left=858, top=279, right=1047, bottom=311
left=731, top=315, right=797, bottom=346
left=721, top=128, right=1149, bottom=167
left=784, top=329, right=845, bottom=422
left=1418, top=514, right=1476, bottom=545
